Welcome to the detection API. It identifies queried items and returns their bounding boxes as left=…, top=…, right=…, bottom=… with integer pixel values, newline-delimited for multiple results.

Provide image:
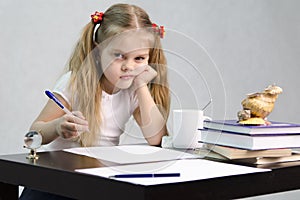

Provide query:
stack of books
left=201, top=120, right=300, bottom=150
left=199, top=120, right=300, bottom=165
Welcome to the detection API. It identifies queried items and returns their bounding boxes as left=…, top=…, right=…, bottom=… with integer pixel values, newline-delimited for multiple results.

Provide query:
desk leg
left=0, top=182, right=18, bottom=200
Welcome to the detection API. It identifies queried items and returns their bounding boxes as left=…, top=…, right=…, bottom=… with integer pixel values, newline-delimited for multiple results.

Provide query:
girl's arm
left=30, top=94, right=89, bottom=144
left=133, top=66, right=167, bottom=146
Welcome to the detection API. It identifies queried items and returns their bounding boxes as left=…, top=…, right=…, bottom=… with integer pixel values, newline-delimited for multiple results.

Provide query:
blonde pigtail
left=67, top=22, right=103, bottom=147
left=149, top=38, right=170, bottom=124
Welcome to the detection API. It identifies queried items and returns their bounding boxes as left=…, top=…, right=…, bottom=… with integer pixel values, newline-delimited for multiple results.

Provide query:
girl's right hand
left=55, top=111, right=89, bottom=139
left=132, top=65, right=157, bottom=90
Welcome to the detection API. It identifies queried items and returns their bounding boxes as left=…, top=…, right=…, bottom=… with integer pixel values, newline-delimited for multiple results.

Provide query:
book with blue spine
left=203, top=120, right=300, bottom=135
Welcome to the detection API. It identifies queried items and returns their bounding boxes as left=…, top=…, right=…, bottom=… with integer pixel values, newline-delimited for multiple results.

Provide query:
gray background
left=1, top=0, right=299, bottom=199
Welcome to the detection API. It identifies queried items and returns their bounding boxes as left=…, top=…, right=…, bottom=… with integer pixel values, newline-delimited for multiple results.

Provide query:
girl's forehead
left=105, top=30, right=154, bottom=53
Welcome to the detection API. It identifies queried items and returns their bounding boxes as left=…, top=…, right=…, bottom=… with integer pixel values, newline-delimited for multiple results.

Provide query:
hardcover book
left=200, top=129, right=300, bottom=150
left=203, top=120, right=300, bottom=135
left=204, top=144, right=292, bottom=159
left=234, top=152, right=300, bottom=165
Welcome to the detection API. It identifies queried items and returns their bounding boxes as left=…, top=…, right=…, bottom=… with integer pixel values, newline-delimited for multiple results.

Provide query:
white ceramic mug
left=172, top=109, right=211, bottom=149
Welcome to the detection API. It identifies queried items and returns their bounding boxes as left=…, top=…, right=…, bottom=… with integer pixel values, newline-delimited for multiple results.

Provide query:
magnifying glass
left=24, top=131, right=42, bottom=160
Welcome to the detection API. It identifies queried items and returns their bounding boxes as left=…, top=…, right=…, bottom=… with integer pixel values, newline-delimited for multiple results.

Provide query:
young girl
left=20, top=3, right=169, bottom=200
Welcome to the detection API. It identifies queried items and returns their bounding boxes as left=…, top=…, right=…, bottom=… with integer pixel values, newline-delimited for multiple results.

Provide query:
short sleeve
left=52, top=71, right=72, bottom=105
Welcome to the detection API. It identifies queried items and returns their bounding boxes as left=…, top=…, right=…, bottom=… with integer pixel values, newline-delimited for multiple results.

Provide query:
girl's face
left=100, top=31, right=152, bottom=93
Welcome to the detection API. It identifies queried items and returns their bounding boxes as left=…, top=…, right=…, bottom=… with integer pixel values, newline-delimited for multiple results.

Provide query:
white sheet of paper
left=75, top=159, right=270, bottom=186
left=64, top=145, right=199, bottom=164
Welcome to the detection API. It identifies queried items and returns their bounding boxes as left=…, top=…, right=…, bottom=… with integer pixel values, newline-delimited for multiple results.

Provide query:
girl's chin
left=115, top=81, right=133, bottom=90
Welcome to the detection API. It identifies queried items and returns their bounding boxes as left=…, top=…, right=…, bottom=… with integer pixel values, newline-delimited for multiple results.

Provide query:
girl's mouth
left=120, top=75, right=135, bottom=80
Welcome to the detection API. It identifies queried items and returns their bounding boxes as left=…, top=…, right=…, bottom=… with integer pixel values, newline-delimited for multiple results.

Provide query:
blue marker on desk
left=45, top=90, right=73, bottom=115
left=109, top=173, right=180, bottom=178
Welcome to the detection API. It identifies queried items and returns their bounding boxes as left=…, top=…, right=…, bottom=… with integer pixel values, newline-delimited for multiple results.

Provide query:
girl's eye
left=114, top=53, right=124, bottom=59
left=135, top=56, right=145, bottom=61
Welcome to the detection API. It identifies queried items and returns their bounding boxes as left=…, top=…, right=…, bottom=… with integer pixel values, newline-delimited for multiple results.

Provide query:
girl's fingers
left=64, top=122, right=89, bottom=132
left=65, top=114, right=89, bottom=126
left=57, top=111, right=90, bottom=139
left=60, top=122, right=89, bottom=138
left=134, top=65, right=148, bottom=75
left=72, top=111, right=86, bottom=119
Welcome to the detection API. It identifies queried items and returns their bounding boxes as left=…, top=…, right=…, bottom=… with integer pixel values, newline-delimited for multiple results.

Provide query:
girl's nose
left=121, top=60, right=135, bottom=72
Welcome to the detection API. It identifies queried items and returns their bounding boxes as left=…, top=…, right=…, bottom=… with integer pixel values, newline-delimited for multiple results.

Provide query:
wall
left=1, top=0, right=300, bottom=198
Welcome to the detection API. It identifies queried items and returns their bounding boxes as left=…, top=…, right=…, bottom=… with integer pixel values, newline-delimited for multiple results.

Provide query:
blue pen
left=45, top=90, right=73, bottom=115
left=109, top=173, right=180, bottom=178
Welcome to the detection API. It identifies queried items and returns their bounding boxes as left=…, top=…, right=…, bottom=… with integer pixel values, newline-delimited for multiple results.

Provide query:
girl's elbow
left=147, top=138, right=162, bottom=147
left=146, top=130, right=166, bottom=146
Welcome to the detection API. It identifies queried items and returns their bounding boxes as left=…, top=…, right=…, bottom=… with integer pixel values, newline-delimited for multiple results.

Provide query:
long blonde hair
left=66, top=4, right=170, bottom=146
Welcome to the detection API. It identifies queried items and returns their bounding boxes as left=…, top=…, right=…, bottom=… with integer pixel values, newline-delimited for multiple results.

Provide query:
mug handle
left=204, top=116, right=212, bottom=121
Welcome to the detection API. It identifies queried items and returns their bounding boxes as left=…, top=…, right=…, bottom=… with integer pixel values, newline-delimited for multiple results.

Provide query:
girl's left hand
left=133, top=65, right=157, bottom=90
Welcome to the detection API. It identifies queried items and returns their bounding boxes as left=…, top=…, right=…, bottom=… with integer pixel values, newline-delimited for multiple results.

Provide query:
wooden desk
left=1, top=150, right=300, bottom=200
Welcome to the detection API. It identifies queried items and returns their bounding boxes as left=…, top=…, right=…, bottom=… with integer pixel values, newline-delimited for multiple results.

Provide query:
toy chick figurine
left=237, top=84, right=283, bottom=125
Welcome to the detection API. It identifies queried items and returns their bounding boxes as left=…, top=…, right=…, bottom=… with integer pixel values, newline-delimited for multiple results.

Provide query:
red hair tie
left=91, top=11, right=104, bottom=24
left=152, top=23, right=165, bottom=39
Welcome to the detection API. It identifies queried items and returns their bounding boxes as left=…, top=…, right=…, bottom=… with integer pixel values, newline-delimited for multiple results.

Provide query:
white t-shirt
left=42, top=72, right=139, bottom=151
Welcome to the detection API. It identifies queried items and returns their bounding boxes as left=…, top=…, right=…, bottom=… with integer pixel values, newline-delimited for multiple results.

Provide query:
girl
left=20, top=3, right=169, bottom=199
left=32, top=3, right=169, bottom=149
